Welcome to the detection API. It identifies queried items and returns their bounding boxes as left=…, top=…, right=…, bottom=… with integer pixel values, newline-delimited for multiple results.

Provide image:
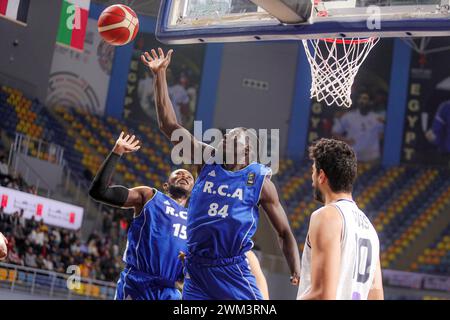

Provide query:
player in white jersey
left=297, top=138, right=384, bottom=300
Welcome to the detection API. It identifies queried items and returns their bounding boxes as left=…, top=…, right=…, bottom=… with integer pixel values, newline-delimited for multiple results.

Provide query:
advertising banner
left=0, top=186, right=84, bottom=230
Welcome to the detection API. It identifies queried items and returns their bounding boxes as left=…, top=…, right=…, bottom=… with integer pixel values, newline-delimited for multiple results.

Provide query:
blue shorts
left=114, top=268, right=181, bottom=300
left=182, top=254, right=263, bottom=300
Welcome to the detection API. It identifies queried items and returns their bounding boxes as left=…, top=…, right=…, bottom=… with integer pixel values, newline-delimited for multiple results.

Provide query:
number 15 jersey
left=297, top=199, right=380, bottom=300
left=186, top=162, right=272, bottom=259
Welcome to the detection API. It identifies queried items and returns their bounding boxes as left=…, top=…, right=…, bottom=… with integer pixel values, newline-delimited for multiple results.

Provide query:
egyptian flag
left=56, top=0, right=90, bottom=51
left=0, top=0, right=30, bottom=25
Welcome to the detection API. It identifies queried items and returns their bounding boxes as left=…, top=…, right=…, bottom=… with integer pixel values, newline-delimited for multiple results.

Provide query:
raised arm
left=141, top=48, right=214, bottom=165
left=88, top=132, right=153, bottom=214
left=299, top=206, right=342, bottom=300
left=259, top=177, right=301, bottom=285
left=141, top=49, right=179, bottom=138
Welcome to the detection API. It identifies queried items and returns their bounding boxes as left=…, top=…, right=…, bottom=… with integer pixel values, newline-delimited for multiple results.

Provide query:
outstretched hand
left=141, top=48, right=173, bottom=74
left=113, top=131, right=141, bottom=156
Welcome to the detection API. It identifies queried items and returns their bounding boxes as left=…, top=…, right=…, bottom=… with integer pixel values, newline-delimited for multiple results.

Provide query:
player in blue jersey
left=142, top=48, right=301, bottom=300
left=426, top=100, right=450, bottom=154
left=88, top=131, right=195, bottom=300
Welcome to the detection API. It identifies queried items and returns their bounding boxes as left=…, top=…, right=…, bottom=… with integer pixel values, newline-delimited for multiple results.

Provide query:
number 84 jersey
left=297, top=199, right=380, bottom=300
left=186, top=162, right=272, bottom=259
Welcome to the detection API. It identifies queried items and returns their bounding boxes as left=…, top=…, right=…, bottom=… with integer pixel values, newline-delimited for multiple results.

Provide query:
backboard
left=156, top=0, right=450, bottom=44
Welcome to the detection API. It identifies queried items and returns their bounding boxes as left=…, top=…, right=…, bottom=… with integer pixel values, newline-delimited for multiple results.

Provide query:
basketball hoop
left=302, top=37, right=379, bottom=108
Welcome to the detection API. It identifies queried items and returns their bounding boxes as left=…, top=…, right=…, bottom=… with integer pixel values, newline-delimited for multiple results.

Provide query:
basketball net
left=302, top=37, right=379, bottom=108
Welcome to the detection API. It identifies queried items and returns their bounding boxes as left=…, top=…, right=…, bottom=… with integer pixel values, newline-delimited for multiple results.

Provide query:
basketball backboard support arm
left=156, top=0, right=450, bottom=44
left=249, top=0, right=313, bottom=24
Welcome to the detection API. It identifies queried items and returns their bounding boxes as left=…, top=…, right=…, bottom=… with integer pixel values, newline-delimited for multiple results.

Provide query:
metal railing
left=10, top=152, right=52, bottom=198
left=0, top=262, right=116, bottom=300
left=6, top=133, right=105, bottom=237
left=9, top=133, right=65, bottom=166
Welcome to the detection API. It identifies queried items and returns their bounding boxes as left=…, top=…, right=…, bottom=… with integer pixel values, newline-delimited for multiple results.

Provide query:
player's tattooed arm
left=141, top=48, right=215, bottom=169
left=89, top=132, right=154, bottom=213
left=300, top=206, right=342, bottom=300
left=259, top=177, right=301, bottom=285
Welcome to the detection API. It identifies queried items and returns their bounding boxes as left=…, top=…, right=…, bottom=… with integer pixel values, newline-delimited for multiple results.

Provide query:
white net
left=302, top=37, right=379, bottom=108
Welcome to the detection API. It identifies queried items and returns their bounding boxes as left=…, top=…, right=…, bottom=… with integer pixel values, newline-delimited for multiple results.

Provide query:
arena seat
left=411, top=224, right=450, bottom=276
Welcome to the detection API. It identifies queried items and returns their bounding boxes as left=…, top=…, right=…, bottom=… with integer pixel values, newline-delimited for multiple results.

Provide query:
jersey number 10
left=353, top=235, right=372, bottom=284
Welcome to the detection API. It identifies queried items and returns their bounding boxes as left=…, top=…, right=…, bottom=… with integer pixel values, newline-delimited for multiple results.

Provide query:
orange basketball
left=98, top=4, right=139, bottom=46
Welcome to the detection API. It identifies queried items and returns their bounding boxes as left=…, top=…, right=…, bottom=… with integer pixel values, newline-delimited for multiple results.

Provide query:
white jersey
left=297, top=199, right=380, bottom=300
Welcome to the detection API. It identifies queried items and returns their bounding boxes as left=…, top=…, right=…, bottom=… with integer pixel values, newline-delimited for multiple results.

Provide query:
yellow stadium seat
left=0, top=268, right=7, bottom=281
left=91, top=285, right=100, bottom=297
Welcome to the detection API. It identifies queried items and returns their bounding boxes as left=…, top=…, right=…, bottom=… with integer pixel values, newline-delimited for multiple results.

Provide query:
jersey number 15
left=173, top=223, right=187, bottom=240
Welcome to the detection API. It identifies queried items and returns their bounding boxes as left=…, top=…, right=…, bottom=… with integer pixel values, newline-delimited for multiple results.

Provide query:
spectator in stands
left=168, top=69, right=190, bottom=124
left=51, top=227, right=61, bottom=246
left=0, top=207, right=7, bottom=227
left=42, top=254, right=54, bottom=271
left=1, top=203, right=122, bottom=282
left=332, top=91, right=385, bottom=162
left=87, top=230, right=99, bottom=243
left=0, top=153, right=9, bottom=185
left=35, top=226, right=45, bottom=247
left=28, top=226, right=38, bottom=244
left=88, top=238, right=99, bottom=257
left=36, top=254, right=45, bottom=269
left=6, top=172, right=27, bottom=191
left=38, top=219, right=48, bottom=233
left=14, top=221, right=25, bottom=242
left=18, top=209, right=26, bottom=229
left=28, top=185, right=37, bottom=195
left=112, top=243, right=119, bottom=257
left=10, top=211, right=19, bottom=228
left=71, top=238, right=81, bottom=255
left=79, top=240, right=88, bottom=255
left=59, top=233, right=71, bottom=250
left=52, top=254, right=65, bottom=273
left=8, top=248, right=23, bottom=265
left=26, top=215, right=37, bottom=233
left=426, top=100, right=450, bottom=154
left=24, top=247, right=37, bottom=268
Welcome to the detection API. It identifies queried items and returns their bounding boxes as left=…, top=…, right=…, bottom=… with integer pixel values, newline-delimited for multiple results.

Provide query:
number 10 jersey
left=297, top=199, right=380, bottom=300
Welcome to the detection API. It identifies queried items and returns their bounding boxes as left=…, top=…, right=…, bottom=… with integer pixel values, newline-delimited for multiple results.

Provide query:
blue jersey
left=186, top=162, right=271, bottom=259
left=123, top=190, right=187, bottom=282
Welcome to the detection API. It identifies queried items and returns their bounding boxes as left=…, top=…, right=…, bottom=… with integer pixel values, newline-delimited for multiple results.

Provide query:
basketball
left=0, top=235, right=7, bottom=261
left=98, top=4, right=139, bottom=46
